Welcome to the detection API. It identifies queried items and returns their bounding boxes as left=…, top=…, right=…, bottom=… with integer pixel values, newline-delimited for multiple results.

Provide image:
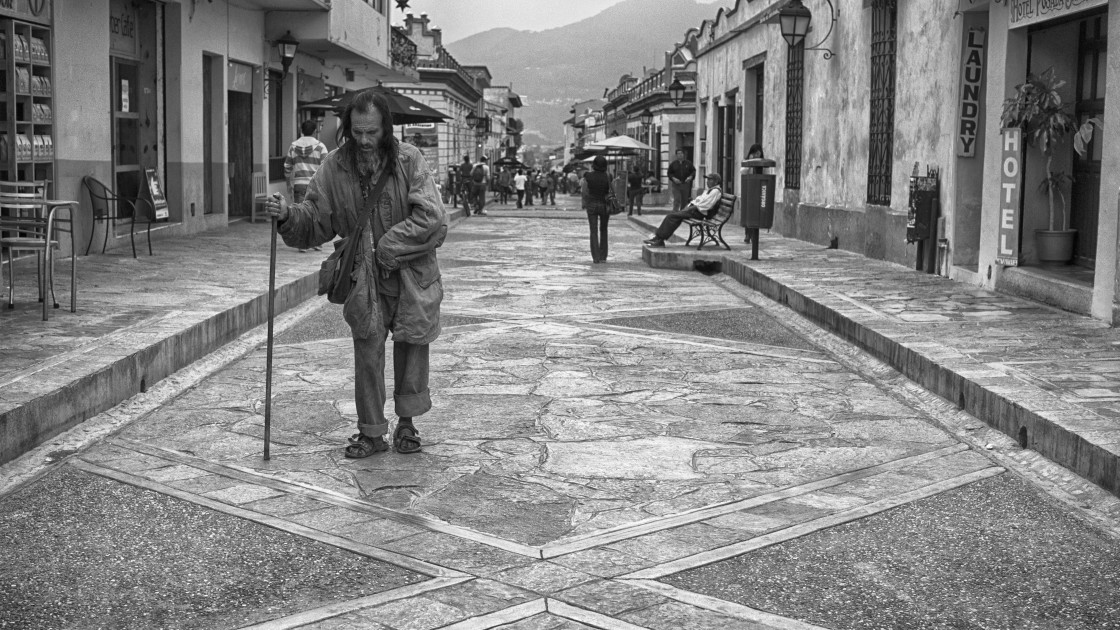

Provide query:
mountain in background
left=444, top=0, right=713, bottom=148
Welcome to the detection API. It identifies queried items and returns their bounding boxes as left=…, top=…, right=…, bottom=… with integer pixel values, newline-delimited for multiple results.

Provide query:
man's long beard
left=355, top=146, right=384, bottom=182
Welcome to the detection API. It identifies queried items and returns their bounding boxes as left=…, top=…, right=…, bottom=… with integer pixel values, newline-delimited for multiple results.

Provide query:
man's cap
left=480, top=156, right=488, bottom=161
left=705, top=173, right=722, bottom=184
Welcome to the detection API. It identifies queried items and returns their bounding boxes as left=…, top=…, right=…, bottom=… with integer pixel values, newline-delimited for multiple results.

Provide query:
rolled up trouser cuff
left=359, top=421, right=389, bottom=438
left=395, top=388, right=432, bottom=418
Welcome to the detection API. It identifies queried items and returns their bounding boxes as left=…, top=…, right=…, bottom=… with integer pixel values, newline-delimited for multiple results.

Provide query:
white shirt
left=513, top=173, right=527, bottom=191
left=690, top=185, right=723, bottom=213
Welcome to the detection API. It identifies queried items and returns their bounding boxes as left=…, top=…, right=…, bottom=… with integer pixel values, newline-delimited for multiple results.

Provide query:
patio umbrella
left=301, top=86, right=449, bottom=125
left=586, top=135, right=655, bottom=152
left=494, top=156, right=524, bottom=168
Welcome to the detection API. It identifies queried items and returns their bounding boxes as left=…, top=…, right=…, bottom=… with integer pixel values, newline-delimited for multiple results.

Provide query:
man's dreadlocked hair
left=336, top=89, right=399, bottom=170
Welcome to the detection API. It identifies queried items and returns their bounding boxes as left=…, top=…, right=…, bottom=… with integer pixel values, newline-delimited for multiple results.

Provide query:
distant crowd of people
left=442, top=156, right=572, bottom=212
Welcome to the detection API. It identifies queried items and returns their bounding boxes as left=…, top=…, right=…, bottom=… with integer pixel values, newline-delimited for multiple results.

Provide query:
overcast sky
left=391, top=0, right=727, bottom=44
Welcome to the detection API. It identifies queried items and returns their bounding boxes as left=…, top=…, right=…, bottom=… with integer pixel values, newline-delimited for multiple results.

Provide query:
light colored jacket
left=283, top=136, right=329, bottom=187
left=278, top=142, right=448, bottom=344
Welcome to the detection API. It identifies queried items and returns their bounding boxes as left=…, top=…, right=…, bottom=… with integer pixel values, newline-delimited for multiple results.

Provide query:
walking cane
left=264, top=198, right=279, bottom=461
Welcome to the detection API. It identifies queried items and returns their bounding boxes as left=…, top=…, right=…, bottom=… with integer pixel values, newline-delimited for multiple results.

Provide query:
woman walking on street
left=582, top=155, right=613, bottom=264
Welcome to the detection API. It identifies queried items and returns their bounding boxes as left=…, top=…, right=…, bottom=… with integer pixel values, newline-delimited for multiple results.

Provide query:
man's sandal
left=344, top=434, right=389, bottom=459
left=393, top=424, right=422, bottom=454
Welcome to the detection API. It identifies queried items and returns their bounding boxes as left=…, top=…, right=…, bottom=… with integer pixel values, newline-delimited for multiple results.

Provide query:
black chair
left=684, top=192, right=738, bottom=250
left=81, top=175, right=154, bottom=258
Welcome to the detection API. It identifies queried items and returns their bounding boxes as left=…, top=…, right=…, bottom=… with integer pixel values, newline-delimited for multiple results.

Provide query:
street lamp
left=465, top=112, right=480, bottom=129
left=778, top=0, right=837, bottom=59
left=639, top=108, right=653, bottom=127
left=668, top=78, right=686, bottom=106
left=276, top=31, right=300, bottom=78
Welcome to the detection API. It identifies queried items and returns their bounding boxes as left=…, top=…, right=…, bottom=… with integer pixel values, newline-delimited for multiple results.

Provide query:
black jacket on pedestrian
left=668, top=159, right=695, bottom=184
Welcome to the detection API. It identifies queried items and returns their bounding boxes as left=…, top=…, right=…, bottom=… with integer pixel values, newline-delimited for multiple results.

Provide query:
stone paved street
left=3, top=195, right=1119, bottom=628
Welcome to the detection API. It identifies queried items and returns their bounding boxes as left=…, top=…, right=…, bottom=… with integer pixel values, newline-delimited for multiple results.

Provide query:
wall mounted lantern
left=465, top=112, right=480, bottom=129
left=276, top=31, right=300, bottom=77
left=668, top=78, right=686, bottom=106
left=778, top=0, right=837, bottom=60
left=639, top=108, right=653, bottom=127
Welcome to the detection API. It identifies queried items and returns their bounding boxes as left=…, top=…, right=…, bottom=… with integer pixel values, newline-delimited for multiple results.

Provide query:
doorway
left=1071, top=11, right=1106, bottom=268
left=227, top=90, right=253, bottom=219
left=111, top=57, right=140, bottom=217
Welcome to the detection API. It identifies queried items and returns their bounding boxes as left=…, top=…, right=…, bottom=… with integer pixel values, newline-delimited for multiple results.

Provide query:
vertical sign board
left=143, top=168, right=169, bottom=220
left=996, top=128, right=1022, bottom=266
left=957, top=28, right=985, bottom=157
left=405, top=123, right=439, bottom=172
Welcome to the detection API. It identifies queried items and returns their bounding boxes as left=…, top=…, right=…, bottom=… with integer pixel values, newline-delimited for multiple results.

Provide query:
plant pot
left=1035, top=229, right=1077, bottom=263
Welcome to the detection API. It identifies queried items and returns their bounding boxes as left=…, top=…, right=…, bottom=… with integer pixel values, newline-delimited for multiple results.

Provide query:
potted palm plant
left=1000, top=67, right=1101, bottom=263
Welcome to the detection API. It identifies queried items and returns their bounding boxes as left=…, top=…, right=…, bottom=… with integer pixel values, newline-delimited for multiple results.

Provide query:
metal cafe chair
left=0, top=181, right=78, bottom=320
left=81, top=175, right=155, bottom=258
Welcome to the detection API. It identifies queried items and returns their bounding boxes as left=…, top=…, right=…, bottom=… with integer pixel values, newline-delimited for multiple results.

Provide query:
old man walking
left=265, top=90, right=448, bottom=458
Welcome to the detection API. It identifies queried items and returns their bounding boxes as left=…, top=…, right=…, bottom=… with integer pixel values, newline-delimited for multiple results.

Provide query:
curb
left=0, top=272, right=319, bottom=466
left=644, top=246, right=1120, bottom=498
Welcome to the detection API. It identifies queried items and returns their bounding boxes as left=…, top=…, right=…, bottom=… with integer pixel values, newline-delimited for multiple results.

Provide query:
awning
left=301, top=86, right=449, bottom=125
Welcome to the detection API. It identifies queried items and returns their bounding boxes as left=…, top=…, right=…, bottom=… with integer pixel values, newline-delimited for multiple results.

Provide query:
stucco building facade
left=690, top=0, right=1120, bottom=323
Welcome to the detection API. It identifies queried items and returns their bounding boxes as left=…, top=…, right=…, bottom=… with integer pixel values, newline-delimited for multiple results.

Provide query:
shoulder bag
left=607, top=189, right=624, bottom=215
left=318, top=168, right=391, bottom=304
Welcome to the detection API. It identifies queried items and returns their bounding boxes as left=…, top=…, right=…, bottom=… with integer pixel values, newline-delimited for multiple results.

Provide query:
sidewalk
left=0, top=209, right=479, bottom=467
left=629, top=212, right=1120, bottom=498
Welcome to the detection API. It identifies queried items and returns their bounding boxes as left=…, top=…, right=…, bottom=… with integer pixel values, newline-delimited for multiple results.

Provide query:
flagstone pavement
left=2, top=195, right=1120, bottom=629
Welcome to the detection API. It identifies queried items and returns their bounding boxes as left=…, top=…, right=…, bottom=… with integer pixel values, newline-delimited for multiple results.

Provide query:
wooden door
left=1071, top=13, right=1106, bottom=268
left=227, top=90, right=253, bottom=218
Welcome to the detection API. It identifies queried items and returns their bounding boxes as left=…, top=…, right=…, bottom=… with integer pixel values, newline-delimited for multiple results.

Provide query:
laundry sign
left=957, top=28, right=985, bottom=158
left=1009, top=0, right=1108, bottom=29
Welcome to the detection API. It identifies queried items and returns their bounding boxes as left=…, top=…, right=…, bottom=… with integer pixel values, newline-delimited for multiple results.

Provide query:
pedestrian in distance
left=443, top=166, right=456, bottom=206
left=566, top=170, right=579, bottom=196
left=537, top=170, right=552, bottom=206
left=513, top=169, right=527, bottom=208
left=526, top=168, right=537, bottom=206
left=667, top=149, right=696, bottom=212
left=498, top=166, right=512, bottom=204
left=582, top=155, right=613, bottom=264
left=626, top=163, right=645, bottom=216
left=643, top=172, right=723, bottom=247
left=611, top=167, right=627, bottom=213
left=470, top=156, right=490, bottom=216
left=457, top=155, right=474, bottom=215
left=547, top=171, right=558, bottom=205
left=284, top=119, right=328, bottom=253
left=265, top=90, right=448, bottom=458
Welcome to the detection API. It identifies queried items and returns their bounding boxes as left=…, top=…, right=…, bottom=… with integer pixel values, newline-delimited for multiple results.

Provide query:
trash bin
left=741, top=158, right=776, bottom=229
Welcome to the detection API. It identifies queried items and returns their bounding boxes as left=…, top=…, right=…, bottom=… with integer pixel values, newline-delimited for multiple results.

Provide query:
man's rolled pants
left=354, top=291, right=431, bottom=439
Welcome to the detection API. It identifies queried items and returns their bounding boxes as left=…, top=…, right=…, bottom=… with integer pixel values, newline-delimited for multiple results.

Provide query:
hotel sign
left=957, top=28, right=985, bottom=158
left=1009, top=0, right=1108, bottom=29
left=996, top=128, right=1023, bottom=267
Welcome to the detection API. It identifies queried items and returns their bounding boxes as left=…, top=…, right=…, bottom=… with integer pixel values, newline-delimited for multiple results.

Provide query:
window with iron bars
left=785, top=42, right=804, bottom=190
left=867, top=0, right=897, bottom=205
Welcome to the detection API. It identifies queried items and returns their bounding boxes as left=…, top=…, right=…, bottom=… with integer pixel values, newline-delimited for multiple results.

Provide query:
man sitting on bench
left=643, top=173, right=723, bottom=247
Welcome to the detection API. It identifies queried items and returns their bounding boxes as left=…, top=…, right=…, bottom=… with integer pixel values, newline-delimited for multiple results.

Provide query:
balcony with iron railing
left=631, top=69, right=667, bottom=103
left=416, top=47, right=476, bottom=87
left=391, top=26, right=419, bottom=81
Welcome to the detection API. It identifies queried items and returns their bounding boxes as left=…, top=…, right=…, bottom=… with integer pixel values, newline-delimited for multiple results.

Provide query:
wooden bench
left=683, top=191, right=737, bottom=250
